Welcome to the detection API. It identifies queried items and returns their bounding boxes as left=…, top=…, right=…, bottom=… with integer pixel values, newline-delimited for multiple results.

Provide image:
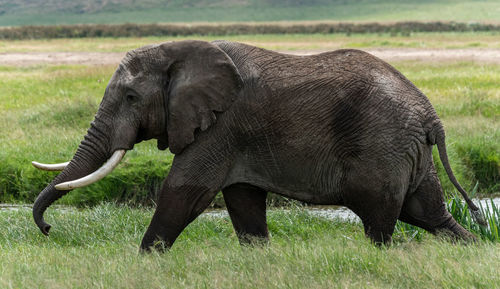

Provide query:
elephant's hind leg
left=222, top=183, right=269, bottom=245
left=399, top=164, right=476, bottom=242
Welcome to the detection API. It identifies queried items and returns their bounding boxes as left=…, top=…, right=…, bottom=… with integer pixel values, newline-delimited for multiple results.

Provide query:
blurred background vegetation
left=0, top=0, right=499, bottom=25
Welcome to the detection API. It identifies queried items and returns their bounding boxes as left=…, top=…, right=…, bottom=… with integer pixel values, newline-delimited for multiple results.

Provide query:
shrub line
left=1, top=21, right=500, bottom=40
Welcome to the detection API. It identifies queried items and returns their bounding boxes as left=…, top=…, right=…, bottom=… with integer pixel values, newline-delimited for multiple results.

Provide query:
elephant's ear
left=161, top=40, right=243, bottom=154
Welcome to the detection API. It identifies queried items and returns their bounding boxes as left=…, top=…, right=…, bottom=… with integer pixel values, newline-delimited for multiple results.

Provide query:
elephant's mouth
left=157, top=135, right=168, bottom=150
left=32, top=149, right=127, bottom=191
left=133, top=127, right=168, bottom=151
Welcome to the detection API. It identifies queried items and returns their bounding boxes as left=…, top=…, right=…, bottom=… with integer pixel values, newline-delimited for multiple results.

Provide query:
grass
left=0, top=204, right=499, bottom=288
left=1, top=32, right=500, bottom=53
left=0, top=0, right=499, bottom=26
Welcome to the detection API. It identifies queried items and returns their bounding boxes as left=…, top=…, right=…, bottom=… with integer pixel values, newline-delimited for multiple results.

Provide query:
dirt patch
left=0, top=49, right=498, bottom=66
left=286, top=48, right=500, bottom=64
left=0, top=52, right=126, bottom=66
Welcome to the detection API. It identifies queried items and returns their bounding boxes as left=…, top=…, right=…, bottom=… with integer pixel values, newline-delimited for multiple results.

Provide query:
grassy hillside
left=0, top=0, right=499, bottom=26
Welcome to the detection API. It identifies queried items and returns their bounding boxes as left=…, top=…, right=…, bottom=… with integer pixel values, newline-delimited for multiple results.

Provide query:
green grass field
left=1, top=204, right=499, bottom=288
left=1, top=32, right=500, bottom=53
left=0, top=0, right=499, bottom=26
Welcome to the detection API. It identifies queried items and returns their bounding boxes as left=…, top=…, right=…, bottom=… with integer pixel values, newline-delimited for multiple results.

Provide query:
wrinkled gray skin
left=33, top=40, right=484, bottom=251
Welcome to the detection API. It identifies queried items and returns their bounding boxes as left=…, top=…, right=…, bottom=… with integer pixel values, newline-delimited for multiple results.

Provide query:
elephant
left=31, top=40, right=486, bottom=251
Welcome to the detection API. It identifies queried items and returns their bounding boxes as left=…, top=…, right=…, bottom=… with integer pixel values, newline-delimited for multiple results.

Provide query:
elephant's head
left=32, top=40, right=242, bottom=235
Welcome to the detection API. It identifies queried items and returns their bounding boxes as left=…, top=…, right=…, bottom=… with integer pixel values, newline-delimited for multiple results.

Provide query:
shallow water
left=202, top=205, right=361, bottom=221
left=0, top=204, right=75, bottom=213
left=3, top=198, right=497, bottom=223
left=202, top=197, right=499, bottom=222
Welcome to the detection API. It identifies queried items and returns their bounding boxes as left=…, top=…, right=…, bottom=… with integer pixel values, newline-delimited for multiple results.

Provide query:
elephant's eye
left=126, top=94, right=138, bottom=103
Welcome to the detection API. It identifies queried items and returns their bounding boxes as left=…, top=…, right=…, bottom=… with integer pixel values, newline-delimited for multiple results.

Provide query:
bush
left=0, top=21, right=499, bottom=40
left=457, top=145, right=500, bottom=194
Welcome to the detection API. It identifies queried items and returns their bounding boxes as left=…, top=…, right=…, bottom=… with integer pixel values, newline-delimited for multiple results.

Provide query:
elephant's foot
left=140, top=229, right=174, bottom=253
left=349, top=203, right=400, bottom=246
left=222, top=183, right=269, bottom=245
left=362, top=219, right=397, bottom=246
left=399, top=165, right=477, bottom=243
left=399, top=208, right=476, bottom=243
left=433, top=215, right=477, bottom=242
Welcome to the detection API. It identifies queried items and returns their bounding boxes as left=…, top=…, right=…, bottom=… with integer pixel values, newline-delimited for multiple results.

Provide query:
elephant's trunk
left=33, top=120, right=111, bottom=235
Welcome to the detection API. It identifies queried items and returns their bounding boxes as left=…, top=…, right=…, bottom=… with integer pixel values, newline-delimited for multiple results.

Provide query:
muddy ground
left=0, top=48, right=498, bottom=66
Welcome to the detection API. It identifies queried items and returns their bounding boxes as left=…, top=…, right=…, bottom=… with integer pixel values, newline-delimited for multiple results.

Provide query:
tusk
left=32, top=161, right=70, bottom=171
left=55, top=150, right=126, bottom=191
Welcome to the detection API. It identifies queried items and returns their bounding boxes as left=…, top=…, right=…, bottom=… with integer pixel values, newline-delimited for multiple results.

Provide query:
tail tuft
left=470, top=208, right=488, bottom=227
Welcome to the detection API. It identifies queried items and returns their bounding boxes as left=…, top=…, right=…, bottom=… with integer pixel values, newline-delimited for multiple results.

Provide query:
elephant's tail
left=429, top=121, right=487, bottom=226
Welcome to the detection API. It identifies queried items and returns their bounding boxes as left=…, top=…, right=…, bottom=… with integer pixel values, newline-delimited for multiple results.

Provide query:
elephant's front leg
left=140, top=175, right=220, bottom=251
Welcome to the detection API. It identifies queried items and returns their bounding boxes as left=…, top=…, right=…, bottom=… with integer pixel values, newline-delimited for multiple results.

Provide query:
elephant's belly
left=222, top=157, right=345, bottom=205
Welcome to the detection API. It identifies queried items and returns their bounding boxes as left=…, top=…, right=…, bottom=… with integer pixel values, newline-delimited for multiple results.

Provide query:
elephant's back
left=220, top=41, right=433, bottom=158
left=219, top=41, right=434, bottom=151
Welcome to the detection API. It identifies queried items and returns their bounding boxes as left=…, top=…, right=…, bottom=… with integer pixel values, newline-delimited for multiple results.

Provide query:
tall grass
left=447, top=191, right=500, bottom=242
left=0, top=204, right=499, bottom=288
